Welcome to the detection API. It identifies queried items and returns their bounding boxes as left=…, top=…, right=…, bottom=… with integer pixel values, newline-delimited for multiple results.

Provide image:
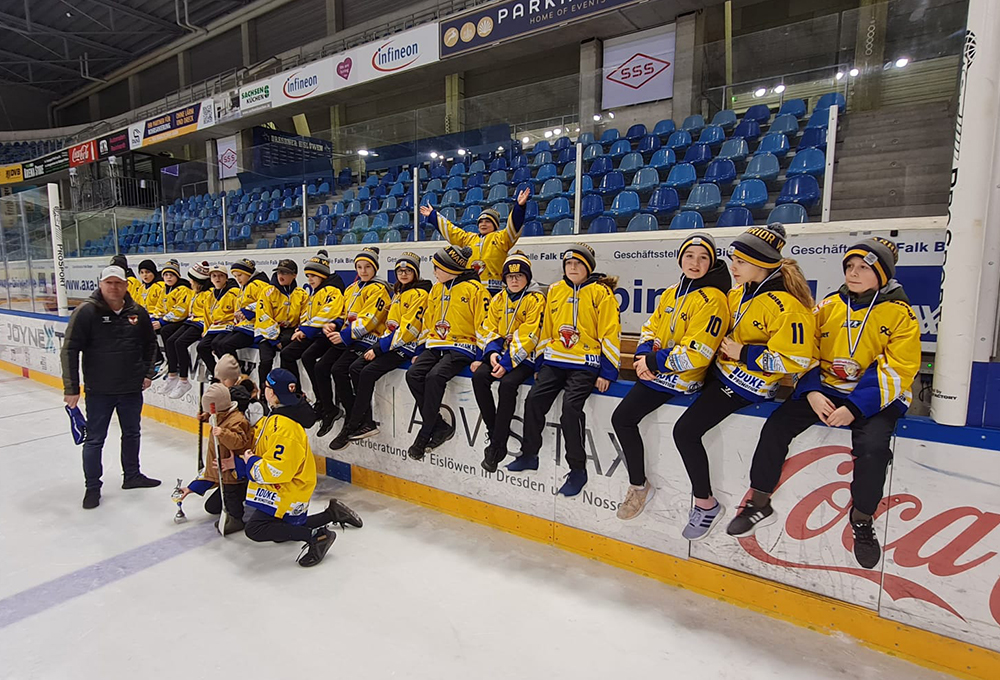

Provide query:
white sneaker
left=169, top=380, right=192, bottom=399
left=160, top=375, right=179, bottom=394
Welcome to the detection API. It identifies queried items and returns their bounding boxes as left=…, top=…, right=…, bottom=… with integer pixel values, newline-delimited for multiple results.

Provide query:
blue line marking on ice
left=0, top=522, right=219, bottom=630
left=912, top=460, right=1000, bottom=489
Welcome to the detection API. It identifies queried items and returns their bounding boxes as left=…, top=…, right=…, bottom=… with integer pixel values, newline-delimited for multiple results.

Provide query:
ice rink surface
left=0, top=374, right=954, bottom=680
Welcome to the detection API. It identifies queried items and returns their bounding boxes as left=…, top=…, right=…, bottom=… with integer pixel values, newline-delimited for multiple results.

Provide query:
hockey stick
left=197, top=381, right=205, bottom=472
left=210, top=403, right=227, bottom=537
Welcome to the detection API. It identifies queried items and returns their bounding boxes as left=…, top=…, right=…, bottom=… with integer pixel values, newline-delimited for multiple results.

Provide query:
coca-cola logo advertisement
left=69, top=141, right=96, bottom=167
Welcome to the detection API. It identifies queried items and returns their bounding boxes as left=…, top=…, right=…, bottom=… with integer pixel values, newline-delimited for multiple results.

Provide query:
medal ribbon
left=733, top=267, right=782, bottom=331
left=845, top=291, right=879, bottom=358
left=668, top=276, right=694, bottom=340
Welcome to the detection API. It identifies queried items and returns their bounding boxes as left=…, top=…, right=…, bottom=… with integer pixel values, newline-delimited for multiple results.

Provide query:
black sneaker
left=726, top=500, right=776, bottom=537
left=297, top=527, right=336, bottom=567
left=328, top=427, right=353, bottom=452
left=349, top=421, right=379, bottom=440
left=408, top=433, right=431, bottom=460
left=326, top=499, right=363, bottom=529
left=122, top=474, right=161, bottom=489
left=481, top=442, right=507, bottom=473
left=427, top=417, right=455, bottom=450
left=851, top=517, right=881, bottom=569
left=82, top=488, right=100, bottom=509
left=316, top=407, right=343, bottom=438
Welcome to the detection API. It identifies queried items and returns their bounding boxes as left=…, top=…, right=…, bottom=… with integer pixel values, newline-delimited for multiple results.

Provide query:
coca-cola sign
left=69, top=141, right=97, bottom=167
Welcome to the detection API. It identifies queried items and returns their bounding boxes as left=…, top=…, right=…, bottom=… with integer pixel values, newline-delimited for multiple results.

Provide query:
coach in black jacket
left=62, top=265, right=161, bottom=509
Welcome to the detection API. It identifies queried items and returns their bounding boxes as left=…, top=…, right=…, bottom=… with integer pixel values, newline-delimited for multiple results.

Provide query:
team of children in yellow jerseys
left=120, top=200, right=920, bottom=571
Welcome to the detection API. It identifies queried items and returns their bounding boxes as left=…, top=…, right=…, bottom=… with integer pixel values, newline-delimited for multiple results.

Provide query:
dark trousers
left=750, top=396, right=899, bottom=516
left=611, top=381, right=677, bottom=486
left=331, top=346, right=365, bottom=420
left=314, top=343, right=351, bottom=416
left=214, top=331, right=255, bottom=363
left=82, top=392, right=144, bottom=490
left=244, top=508, right=332, bottom=544
left=280, top=334, right=331, bottom=401
left=164, top=324, right=202, bottom=378
left=258, top=327, right=295, bottom=389
left=520, top=365, right=597, bottom=471
left=204, top=480, right=248, bottom=519
left=279, top=335, right=320, bottom=383
left=159, top=322, right=185, bottom=373
left=471, top=357, right=534, bottom=452
left=197, top=333, right=229, bottom=377
left=406, top=349, right=472, bottom=436
left=672, top=379, right=752, bottom=499
left=347, top=351, right=406, bottom=430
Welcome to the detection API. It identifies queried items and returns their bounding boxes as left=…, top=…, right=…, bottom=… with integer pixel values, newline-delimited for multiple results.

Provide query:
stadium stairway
left=830, top=101, right=953, bottom=220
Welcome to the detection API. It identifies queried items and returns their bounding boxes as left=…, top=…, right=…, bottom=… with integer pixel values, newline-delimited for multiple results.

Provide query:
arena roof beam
left=0, top=48, right=88, bottom=78
left=82, top=0, right=186, bottom=33
left=0, top=10, right=132, bottom=57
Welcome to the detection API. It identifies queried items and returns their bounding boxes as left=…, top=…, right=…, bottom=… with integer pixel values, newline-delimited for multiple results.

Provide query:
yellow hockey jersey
left=234, top=272, right=271, bottom=335
left=205, top=280, right=240, bottom=335
left=160, top=281, right=194, bottom=324
left=377, top=280, right=432, bottom=357
left=187, top=289, right=213, bottom=331
left=477, top=283, right=545, bottom=370
left=420, top=270, right=491, bottom=358
left=136, top=280, right=165, bottom=319
left=126, top=274, right=142, bottom=304
left=794, top=284, right=921, bottom=417
left=636, top=262, right=731, bottom=394
left=238, top=400, right=317, bottom=523
left=256, top=278, right=309, bottom=344
left=715, top=277, right=815, bottom=401
left=537, top=274, right=621, bottom=381
left=338, top=279, right=391, bottom=347
left=298, top=279, right=345, bottom=339
left=431, top=203, right=525, bottom=293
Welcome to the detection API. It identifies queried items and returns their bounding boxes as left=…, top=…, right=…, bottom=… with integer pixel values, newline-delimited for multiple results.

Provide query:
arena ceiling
left=0, top=0, right=254, bottom=95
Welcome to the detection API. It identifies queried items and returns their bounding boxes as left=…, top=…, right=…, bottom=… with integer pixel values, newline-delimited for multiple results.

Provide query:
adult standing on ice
left=61, top=265, right=161, bottom=510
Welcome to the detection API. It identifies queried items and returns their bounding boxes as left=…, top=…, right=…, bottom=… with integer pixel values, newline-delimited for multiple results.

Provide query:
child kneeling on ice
left=174, top=384, right=252, bottom=534
left=238, top=369, right=362, bottom=567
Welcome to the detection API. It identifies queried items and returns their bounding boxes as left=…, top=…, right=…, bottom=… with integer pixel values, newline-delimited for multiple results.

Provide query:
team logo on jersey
left=504, top=334, right=513, bottom=350
left=652, top=338, right=661, bottom=352
left=386, top=320, right=399, bottom=332
left=347, top=311, right=358, bottom=323
left=127, top=315, right=138, bottom=325
left=435, top=320, right=451, bottom=339
left=558, top=324, right=579, bottom=349
left=831, top=358, right=863, bottom=381
left=470, top=260, right=486, bottom=275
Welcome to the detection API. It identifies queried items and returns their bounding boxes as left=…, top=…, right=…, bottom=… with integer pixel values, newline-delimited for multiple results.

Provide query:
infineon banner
left=441, top=0, right=641, bottom=57
left=602, top=24, right=676, bottom=109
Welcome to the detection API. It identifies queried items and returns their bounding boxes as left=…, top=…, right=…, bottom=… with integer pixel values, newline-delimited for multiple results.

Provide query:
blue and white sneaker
left=505, top=455, right=539, bottom=473
left=682, top=500, right=725, bottom=541
left=557, top=469, right=588, bottom=497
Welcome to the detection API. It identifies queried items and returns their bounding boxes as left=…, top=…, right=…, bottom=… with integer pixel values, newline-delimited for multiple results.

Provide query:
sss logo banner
left=602, top=24, right=676, bottom=109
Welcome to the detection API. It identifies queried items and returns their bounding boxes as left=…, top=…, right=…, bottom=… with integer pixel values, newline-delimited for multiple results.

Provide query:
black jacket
left=61, top=290, right=156, bottom=396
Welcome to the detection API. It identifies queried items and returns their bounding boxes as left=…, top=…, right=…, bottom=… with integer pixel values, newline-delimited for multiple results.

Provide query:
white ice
left=0, top=374, right=953, bottom=680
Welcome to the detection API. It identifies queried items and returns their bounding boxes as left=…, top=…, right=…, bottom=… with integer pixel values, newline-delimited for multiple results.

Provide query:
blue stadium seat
left=711, top=110, right=738, bottom=131
left=577, top=132, right=596, bottom=147
left=769, top=113, right=800, bottom=137
left=787, top=148, right=825, bottom=178
left=325, top=233, right=339, bottom=246
left=256, top=238, right=269, bottom=249
left=652, top=119, right=676, bottom=140
left=703, top=159, right=737, bottom=186
left=441, top=189, right=461, bottom=208
left=551, top=219, right=575, bottom=235
left=732, top=121, right=761, bottom=146
left=683, top=183, right=721, bottom=213
left=363, top=198, right=379, bottom=214
left=486, top=184, right=510, bottom=204
left=539, top=178, right=564, bottom=201
left=565, top=175, right=595, bottom=197
left=535, top=163, right=558, bottom=184
left=384, top=229, right=402, bottom=243
left=588, top=156, right=613, bottom=179
left=449, top=162, right=466, bottom=177
left=421, top=192, right=439, bottom=208
left=467, top=172, right=484, bottom=188
left=341, top=232, right=358, bottom=245
left=743, top=104, right=772, bottom=126
left=742, top=153, right=781, bottom=182
left=315, top=204, right=330, bottom=218
left=630, top=168, right=660, bottom=195
left=798, top=128, right=827, bottom=151
left=582, top=143, right=605, bottom=162
left=618, top=152, right=644, bottom=178
left=604, top=190, right=641, bottom=220
left=489, top=157, right=509, bottom=172
left=599, top=128, right=620, bottom=146
left=439, top=207, right=458, bottom=224
left=531, top=151, right=553, bottom=168
left=487, top=170, right=508, bottom=186
left=361, top=231, right=379, bottom=244
left=560, top=161, right=577, bottom=180
left=806, top=108, right=832, bottom=130
left=424, top=179, right=442, bottom=194
left=588, top=216, right=617, bottom=234
left=755, top=133, right=791, bottom=159
left=521, top=220, right=544, bottom=237
left=669, top=211, right=705, bottom=230
left=778, top=99, right=807, bottom=119
left=371, top=212, right=390, bottom=231
left=460, top=205, right=482, bottom=226
left=380, top=196, right=398, bottom=214
left=727, top=179, right=769, bottom=210
left=768, top=203, right=809, bottom=224
left=643, top=186, right=680, bottom=217
left=637, top=134, right=662, bottom=157
left=815, top=92, right=846, bottom=113
left=681, top=115, right=705, bottom=134
left=308, top=234, right=319, bottom=247
left=649, top=148, right=676, bottom=175
left=335, top=216, right=350, bottom=233
left=625, top=214, right=657, bottom=232
left=543, top=197, right=572, bottom=222
left=352, top=214, right=370, bottom=232
left=776, top=175, right=821, bottom=208
left=557, top=147, right=576, bottom=165
left=464, top=186, right=485, bottom=206
left=445, top=176, right=464, bottom=192
left=580, top=193, right=603, bottom=221
left=598, top=170, right=626, bottom=197
left=553, top=136, right=573, bottom=152
left=608, top=139, right=632, bottom=160
left=391, top=211, right=411, bottom=230
left=683, top=143, right=714, bottom=168
left=716, top=206, right=754, bottom=228
left=664, top=163, right=698, bottom=191
left=625, top=124, right=648, bottom=143
left=666, top=130, right=692, bottom=153
left=698, top=125, right=726, bottom=147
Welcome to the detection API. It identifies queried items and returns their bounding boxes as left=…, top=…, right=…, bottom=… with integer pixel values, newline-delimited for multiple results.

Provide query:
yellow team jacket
left=205, top=280, right=240, bottom=335
left=715, top=278, right=816, bottom=401
left=298, top=279, right=345, bottom=339
left=239, top=402, right=317, bottom=523
left=537, top=275, right=621, bottom=381
left=126, top=274, right=142, bottom=303
left=256, top=279, right=309, bottom=344
left=160, top=281, right=194, bottom=324
left=420, top=270, right=491, bottom=359
left=377, top=280, right=432, bottom=357
left=636, top=263, right=731, bottom=394
left=339, top=279, right=392, bottom=347
left=477, top=283, right=546, bottom=370
left=234, top=272, right=271, bottom=336
left=432, top=204, right=524, bottom=293
left=187, top=288, right=214, bottom=332
left=136, top=280, right=166, bottom=319
left=794, top=285, right=921, bottom=417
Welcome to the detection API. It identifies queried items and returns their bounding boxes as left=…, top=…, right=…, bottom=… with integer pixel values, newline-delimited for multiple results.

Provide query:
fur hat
left=731, top=223, right=787, bottom=270
left=563, top=243, right=596, bottom=275
left=844, top=237, right=899, bottom=289
left=678, top=233, right=717, bottom=269
left=355, top=247, right=380, bottom=272
left=304, top=250, right=331, bottom=277
left=502, top=251, right=532, bottom=285
left=201, top=383, right=233, bottom=414
left=433, top=245, right=472, bottom=276
left=214, top=355, right=241, bottom=383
